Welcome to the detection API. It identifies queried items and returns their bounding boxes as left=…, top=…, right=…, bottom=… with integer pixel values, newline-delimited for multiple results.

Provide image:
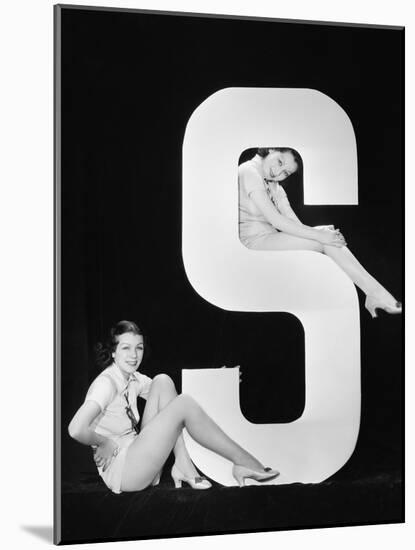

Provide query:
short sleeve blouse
left=85, top=364, right=153, bottom=442
left=239, top=162, right=265, bottom=197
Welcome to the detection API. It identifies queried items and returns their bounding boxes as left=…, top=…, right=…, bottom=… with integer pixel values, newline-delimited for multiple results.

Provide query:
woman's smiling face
left=262, top=150, right=298, bottom=182
left=112, top=332, right=144, bottom=379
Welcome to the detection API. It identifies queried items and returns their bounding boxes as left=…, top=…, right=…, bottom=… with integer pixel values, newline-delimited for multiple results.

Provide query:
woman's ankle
left=367, top=286, right=397, bottom=305
left=173, top=457, right=199, bottom=478
left=235, top=453, right=264, bottom=471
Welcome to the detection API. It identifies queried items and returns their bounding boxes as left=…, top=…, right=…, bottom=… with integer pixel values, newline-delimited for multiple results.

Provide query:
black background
left=59, top=6, right=403, bottom=538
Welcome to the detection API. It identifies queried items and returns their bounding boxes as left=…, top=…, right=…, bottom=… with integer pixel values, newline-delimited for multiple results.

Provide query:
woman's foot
left=232, top=464, right=280, bottom=487
left=171, top=463, right=212, bottom=490
left=365, top=294, right=402, bottom=318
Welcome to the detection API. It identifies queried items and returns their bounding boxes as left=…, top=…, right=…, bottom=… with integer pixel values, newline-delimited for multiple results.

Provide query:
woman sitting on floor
left=68, top=320, right=279, bottom=494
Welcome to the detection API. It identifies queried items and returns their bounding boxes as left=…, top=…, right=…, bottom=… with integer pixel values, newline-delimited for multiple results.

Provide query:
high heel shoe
left=171, top=464, right=212, bottom=490
left=365, top=296, right=402, bottom=318
left=232, top=464, right=280, bottom=487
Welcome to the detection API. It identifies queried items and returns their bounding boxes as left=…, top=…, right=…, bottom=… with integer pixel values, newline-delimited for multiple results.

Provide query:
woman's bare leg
left=250, top=232, right=398, bottom=303
left=249, top=232, right=324, bottom=252
left=140, top=374, right=199, bottom=478
left=321, top=244, right=396, bottom=300
left=121, top=394, right=265, bottom=492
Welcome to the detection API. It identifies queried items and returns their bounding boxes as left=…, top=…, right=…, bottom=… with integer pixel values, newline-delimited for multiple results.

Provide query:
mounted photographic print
left=54, top=4, right=404, bottom=545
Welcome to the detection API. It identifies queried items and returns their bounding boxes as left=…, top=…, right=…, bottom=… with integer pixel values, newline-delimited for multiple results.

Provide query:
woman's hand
left=315, top=227, right=347, bottom=247
left=92, top=439, right=120, bottom=472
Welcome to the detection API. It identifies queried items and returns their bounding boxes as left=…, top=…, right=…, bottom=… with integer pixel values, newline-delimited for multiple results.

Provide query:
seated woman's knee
left=152, top=373, right=174, bottom=387
left=176, top=393, right=198, bottom=408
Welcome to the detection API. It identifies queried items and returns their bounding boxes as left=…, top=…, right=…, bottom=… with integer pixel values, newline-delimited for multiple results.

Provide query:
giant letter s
left=182, top=88, right=360, bottom=486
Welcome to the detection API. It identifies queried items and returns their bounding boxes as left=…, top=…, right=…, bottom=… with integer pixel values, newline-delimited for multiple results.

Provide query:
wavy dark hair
left=256, top=147, right=303, bottom=179
left=95, top=320, right=145, bottom=370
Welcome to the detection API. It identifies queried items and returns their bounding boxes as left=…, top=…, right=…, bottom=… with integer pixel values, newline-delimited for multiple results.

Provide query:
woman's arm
left=68, top=401, right=118, bottom=471
left=68, top=401, right=108, bottom=446
left=240, top=163, right=344, bottom=245
left=68, top=375, right=115, bottom=445
left=250, top=189, right=345, bottom=246
left=276, top=187, right=303, bottom=225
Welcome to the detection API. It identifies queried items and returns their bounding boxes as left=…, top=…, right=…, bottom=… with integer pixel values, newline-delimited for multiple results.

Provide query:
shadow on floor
left=20, top=525, right=53, bottom=544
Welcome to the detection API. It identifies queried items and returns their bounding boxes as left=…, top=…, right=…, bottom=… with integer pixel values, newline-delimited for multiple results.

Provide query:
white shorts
left=96, top=433, right=137, bottom=494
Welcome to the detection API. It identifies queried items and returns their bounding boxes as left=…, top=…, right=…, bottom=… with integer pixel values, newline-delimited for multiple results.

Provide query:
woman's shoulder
left=84, top=369, right=118, bottom=409
left=88, top=367, right=118, bottom=392
left=238, top=160, right=261, bottom=177
left=238, top=161, right=264, bottom=192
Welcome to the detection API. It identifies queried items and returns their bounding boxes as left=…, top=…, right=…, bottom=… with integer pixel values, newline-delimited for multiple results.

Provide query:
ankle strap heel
left=171, top=464, right=212, bottom=490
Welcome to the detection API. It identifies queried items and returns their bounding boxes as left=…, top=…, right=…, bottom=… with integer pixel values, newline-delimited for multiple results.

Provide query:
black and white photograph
left=2, top=1, right=414, bottom=549
left=52, top=5, right=404, bottom=545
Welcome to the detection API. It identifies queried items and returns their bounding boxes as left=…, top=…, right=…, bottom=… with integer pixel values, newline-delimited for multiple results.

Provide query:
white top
left=238, top=154, right=294, bottom=246
left=84, top=363, right=152, bottom=443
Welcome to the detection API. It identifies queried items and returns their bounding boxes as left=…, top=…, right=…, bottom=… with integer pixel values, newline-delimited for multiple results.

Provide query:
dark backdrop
left=59, top=6, right=403, bottom=510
